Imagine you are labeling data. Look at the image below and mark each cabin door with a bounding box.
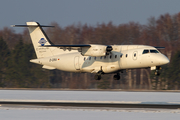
[74,56,80,70]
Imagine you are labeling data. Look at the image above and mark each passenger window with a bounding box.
[104,56,106,59]
[150,50,159,53]
[126,54,128,57]
[115,55,117,58]
[100,56,102,59]
[142,50,149,54]
[134,53,136,57]
[120,55,122,58]
[89,57,91,60]
[94,57,96,60]
[110,55,112,59]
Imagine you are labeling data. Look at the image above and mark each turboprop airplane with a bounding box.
[12,22,170,80]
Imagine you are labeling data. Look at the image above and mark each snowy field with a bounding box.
[0,107,180,120]
[0,90,180,120]
[1,90,180,102]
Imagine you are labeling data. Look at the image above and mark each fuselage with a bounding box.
[31,45,169,74]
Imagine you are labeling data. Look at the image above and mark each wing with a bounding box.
[43,44,91,50]
[43,44,113,57]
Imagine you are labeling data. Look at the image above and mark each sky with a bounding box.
[0,0,180,33]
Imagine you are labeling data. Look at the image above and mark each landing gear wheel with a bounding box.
[94,74,101,80]
[155,70,160,76]
[113,74,120,80]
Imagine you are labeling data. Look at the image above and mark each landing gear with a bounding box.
[94,66,121,80]
[155,66,161,76]
[94,67,103,80]
[113,73,120,80]
[94,74,101,80]
[155,70,160,76]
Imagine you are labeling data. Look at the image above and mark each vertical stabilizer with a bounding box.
[26,22,54,58]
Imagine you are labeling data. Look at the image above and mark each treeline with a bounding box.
[1,13,180,89]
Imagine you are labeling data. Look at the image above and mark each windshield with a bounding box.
[142,49,159,54]
[142,50,149,54]
[150,50,159,53]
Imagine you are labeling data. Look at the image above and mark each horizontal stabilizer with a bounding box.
[11,25,54,27]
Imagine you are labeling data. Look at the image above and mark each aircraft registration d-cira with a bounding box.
[12,22,170,80]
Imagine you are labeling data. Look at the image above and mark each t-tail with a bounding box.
[12,22,54,58]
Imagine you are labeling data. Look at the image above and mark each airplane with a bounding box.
[12,22,170,80]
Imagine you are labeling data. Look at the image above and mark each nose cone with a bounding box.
[161,55,170,65]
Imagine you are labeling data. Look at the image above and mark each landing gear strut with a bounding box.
[94,66,103,80]
[113,73,120,80]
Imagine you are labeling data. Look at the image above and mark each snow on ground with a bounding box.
[0,90,180,120]
[0,106,180,120]
[0,90,180,103]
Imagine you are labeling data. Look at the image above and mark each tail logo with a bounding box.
[38,38,47,46]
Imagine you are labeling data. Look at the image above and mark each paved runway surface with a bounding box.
[1,90,180,102]
[0,90,180,120]
[0,99,180,109]
[0,90,180,109]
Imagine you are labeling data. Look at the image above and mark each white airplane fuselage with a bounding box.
[30,45,169,74]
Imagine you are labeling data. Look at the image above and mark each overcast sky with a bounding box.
[1,0,180,33]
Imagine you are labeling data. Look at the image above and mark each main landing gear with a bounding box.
[113,73,120,80]
[94,67,103,80]
[94,71,102,80]
[94,72,121,80]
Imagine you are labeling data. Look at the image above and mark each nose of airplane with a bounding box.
[160,55,170,65]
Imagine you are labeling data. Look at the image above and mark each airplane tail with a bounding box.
[12,22,55,58]
[26,22,54,58]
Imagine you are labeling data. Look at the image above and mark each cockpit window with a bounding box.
[150,50,159,53]
[142,50,149,54]
[143,49,159,54]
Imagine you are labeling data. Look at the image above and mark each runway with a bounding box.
[1,90,180,120]
[0,90,180,109]
[0,100,180,109]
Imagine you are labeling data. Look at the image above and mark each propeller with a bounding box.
[106,45,113,55]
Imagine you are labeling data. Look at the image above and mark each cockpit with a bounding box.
[142,49,159,54]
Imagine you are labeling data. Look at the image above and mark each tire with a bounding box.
[94,74,101,80]
[113,75,120,80]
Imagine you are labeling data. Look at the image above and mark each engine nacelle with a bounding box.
[81,45,113,56]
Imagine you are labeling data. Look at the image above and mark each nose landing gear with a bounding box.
[155,70,160,76]
[155,66,161,76]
